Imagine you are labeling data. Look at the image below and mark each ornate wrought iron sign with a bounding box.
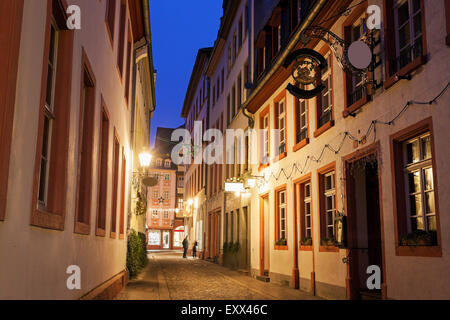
[284,26,379,100]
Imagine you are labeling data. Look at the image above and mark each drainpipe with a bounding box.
[242,0,328,118]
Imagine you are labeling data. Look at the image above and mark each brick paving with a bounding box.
[115,251,321,300]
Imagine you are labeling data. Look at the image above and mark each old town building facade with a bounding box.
[182,0,450,299]
[0,0,155,299]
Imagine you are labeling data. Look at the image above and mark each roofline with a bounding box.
[180,47,213,118]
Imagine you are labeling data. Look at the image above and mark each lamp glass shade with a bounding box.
[139,152,152,167]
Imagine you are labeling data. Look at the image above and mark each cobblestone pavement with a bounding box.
[116,251,321,300]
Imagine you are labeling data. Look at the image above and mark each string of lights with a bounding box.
[257,80,450,185]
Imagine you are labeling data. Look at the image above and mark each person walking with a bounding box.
[182,236,189,258]
[192,240,198,258]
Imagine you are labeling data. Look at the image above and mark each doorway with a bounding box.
[345,150,383,300]
[259,195,270,276]
[162,231,170,249]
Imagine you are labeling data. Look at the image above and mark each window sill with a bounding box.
[313,120,335,138]
[274,245,288,251]
[110,231,116,239]
[384,55,428,90]
[273,152,287,162]
[299,245,313,251]
[319,245,339,253]
[74,221,90,235]
[293,138,309,152]
[343,95,372,118]
[395,245,442,257]
[30,208,65,231]
[96,228,106,237]
[119,234,125,240]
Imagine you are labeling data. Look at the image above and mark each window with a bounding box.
[75,54,96,235]
[403,133,436,233]
[38,20,58,207]
[152,210,158,218]
[221,68,225,93]
[163,210,169,219]
[164,174,170,181]
[178,198,184,209]
[30,2,74,229]
[275,188,287,245]
[119,151,126,237]
[164,160,171,168]
[384,0,427,86]
[314,52,334,137]
[317,53,333,129]
[233,32,237,61]
[295,95,308,145]
[319,167,336,241]
[227,44,231,73]
[105,0,116,45]
[96,107,110,236]
[111,133,120,237]
[153,190,159,199]
[124,27,132,105]
[117,1,126,78]
[238,17,243,49]
[232,84,236,118]
[237,74,242,111]
[178,176,184,188]
[245,2,249,35]
[275,97,286,155]
[393,0,423,72]
[163,191,169,200]
[260,109,270,165]
[243,61,249,101]
[298,180,313,243]
[391,119,441,256]
[227,94,231,125]
[345,14,368,106]
[157,159,162,166]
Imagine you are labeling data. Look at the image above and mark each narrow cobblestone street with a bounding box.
[116,251,321,300]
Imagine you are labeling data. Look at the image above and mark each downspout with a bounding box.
[242,0,328,119]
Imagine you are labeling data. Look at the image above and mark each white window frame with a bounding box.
[278,190,287,240]
[403,133,435,232]
[278,100,286,153]
[320,53,333,120]
[324,171,336,238]
[38,19,59,207]
[262,114,269,163]
[393,0,423,69]
[304,183,312,239]
[152,210,158,218]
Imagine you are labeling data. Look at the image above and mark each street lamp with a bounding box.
[138,152,152,167]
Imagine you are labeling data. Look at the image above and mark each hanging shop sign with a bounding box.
[224,182,245,193]
[283,48,328,99]
[284,26,379,100]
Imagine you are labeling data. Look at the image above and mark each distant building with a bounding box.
[146,127,185,250]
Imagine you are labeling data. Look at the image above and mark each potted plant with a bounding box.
[275,238,287,246]
[320,236,337,246]
[300,237,312,246]
[399,230,437,246]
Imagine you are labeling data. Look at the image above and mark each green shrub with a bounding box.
[126,230,148,279]
[399,230,437,246]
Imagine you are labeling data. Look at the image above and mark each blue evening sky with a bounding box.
[149,1,223,146]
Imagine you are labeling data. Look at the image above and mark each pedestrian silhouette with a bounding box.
[192,240,198,258]
[182,236,189,258]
